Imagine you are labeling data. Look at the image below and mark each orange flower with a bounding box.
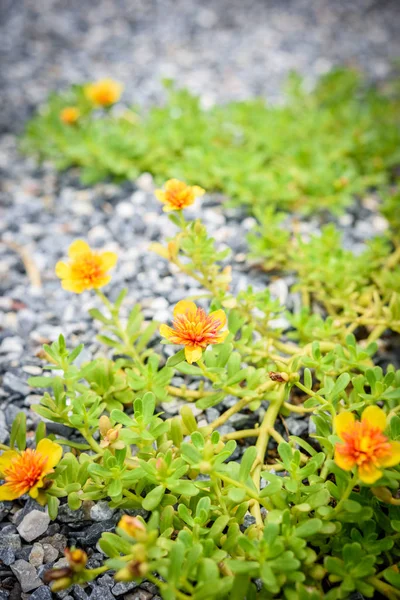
[160,300,228,363]
[155,179,205,212]
[334,406,400,484]
[55,240,117,294]
[60,107,80,125]
[0,438,62,502]
[85,79,123,107]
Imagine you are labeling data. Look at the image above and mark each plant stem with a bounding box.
[333,474,358,514]
[250,387,286,527]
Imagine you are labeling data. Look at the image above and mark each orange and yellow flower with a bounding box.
[84,79,123,107]
[334,406,400,484]
[0,438,62,502]
[155,179,205,212]
[55,240,117,294]
[60,107,80,125]
[160,300,228,363]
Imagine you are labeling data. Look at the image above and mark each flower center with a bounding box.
[4,449,48,494]
[340,421,391,467]
[173,309,221,346]
[73,254,103,283]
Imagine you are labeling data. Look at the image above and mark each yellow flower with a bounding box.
[155,179,205,212]
[85,79,123,107]
[334,406,400,484]
[0,438,62,501]
[160,300,228,363]
[55,240,117,294]
[60,107,80,125]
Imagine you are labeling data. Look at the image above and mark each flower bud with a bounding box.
[118,515,147,541]
[371,486,394,503]
[65,548,88,572]
[99,415,112,436]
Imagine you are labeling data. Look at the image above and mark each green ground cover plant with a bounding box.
[22,69,400,216]
[2,70,400,598]
[1,198,400,599]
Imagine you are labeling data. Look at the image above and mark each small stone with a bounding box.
[89,587,116,600]
[0,533,21,551]
[11,560,42,592]
[29,587,53,600]
[0,547,15,565]
[285,416,309,437]
[139,582,160,595]
[2,372,31,396]
[75,520,116,545]
[0,590,9,599]
[42,543,59,563]
[57,504,86,523]
[71,585,89,600]
[111,581,139,596]
[125,591,153,600]
[17,509,50,542]
[40,533,67,554]
[29,543,44,567]
[90,502,115,522]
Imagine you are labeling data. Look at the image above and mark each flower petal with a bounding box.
[379,441,400,468]
[36,438,63,469]
[0,450,18,475]
[100,252,118,271]
[55,261,71,279]
[358,464,383,484]
[173,300,197,317]
[361,405,387,432]
[68,240,91,258]
[209,309,227,330]
[61,279,87,293]
[334,448,356,471]
[184,345,203,364]
[159,324,176,340]
[92,276,111,289]
[215,330,229,344]
[334,412,355,440]
[155,190,166,203]
[192,186,205,197]
[0,483,26,501]
[165,179,182,191]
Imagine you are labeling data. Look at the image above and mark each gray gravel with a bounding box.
[1,0,400,133]
[1,1,400,598]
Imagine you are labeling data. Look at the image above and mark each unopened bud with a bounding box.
[118,515,147,541]
[99,415,112,436]
[269,371,289,383]
[65,548,87,572]
[371,486,393,503]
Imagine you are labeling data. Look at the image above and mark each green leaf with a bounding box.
[142,485,165,510]
[10,412,26,451]
[294,518,323,538]
[239,446,257,482]
[166,349,186,367]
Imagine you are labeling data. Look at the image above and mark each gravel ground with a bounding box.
[1,0,400,132]
[1,1,400,598]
